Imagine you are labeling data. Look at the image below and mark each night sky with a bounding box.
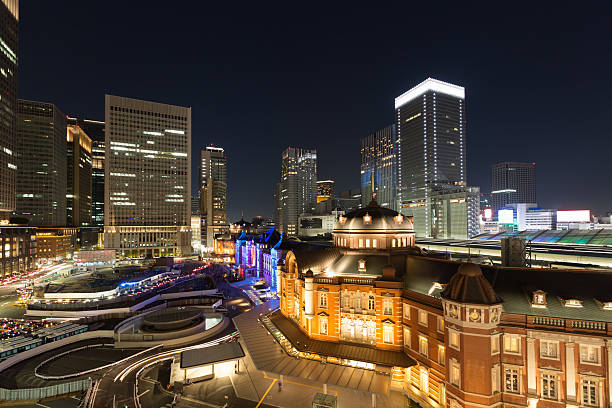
[19,3,612,221]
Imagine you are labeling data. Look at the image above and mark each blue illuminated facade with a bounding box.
[235,227,286,292]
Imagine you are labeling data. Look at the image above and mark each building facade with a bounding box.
[66,125,93,227]
[235,227,288,293]
[395,79,466,237]
[0,226,36,278]
[273,182,282,229]
[213,232,235,263]
[67,118,105,228]
[316,180,335,204]
[491,162,536,213]
[278,147,317,236]
[269,200,612,408]
[198,146,228,249]
[36,228,75,262]
[0,0,18,221]
[91,138,105,228]
[430,186,480,239]
[103,95,191,257]
[16,100,67,226]
[361,124,397,209]
[298,211,343,238]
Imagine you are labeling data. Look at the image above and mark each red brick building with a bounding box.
[274,200,612,408]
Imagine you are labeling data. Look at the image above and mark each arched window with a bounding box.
[368,295,375,310]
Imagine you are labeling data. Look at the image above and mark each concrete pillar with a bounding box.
[323,383,327,394]
[527,336,536,395]
[371,393,376,407]
[276,263,283,297]
[566,342,576,401]
[304,275,314,316]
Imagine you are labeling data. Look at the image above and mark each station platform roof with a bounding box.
[181,342,244,369]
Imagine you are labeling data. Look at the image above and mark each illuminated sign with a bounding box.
[498,209,514,224]
[483,208,493,219]
[557,210,590,223]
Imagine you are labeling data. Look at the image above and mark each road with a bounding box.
[90,270,254,408]
[0,293,24,319]
[0,262,75,320]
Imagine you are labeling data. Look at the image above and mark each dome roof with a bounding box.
[333,199,413,232]
[233,218,251,227]
[441,263,502,305]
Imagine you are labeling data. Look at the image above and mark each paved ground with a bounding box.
[90,274,250,408]
[2,395,81,408]
[0,293,26,319]
[37,346,143,377]
[0,338,114,388]
[180,278,409,408]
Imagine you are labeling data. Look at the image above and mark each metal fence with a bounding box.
[0,378,91,401]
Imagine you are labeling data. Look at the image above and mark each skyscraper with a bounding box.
[0,0,18,221]
[198,146,228,248]
[66,125,92,226]
[278,147,317,236]
[16,100,67,226]
[360,124,397,209]
[395,78,466,237]
[104,95,191,257]
[67,118,105,227]
[273,182,282,229]
[491,162,536,213]
[316,180,334,203]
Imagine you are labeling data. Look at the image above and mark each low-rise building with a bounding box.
[213,232,235,263]
[0,227,37,277]
[36,228,75,262]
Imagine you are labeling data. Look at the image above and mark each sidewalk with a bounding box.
[233,339,406,408]
[177,341,407,408]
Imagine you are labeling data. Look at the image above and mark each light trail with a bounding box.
[114,332,238,382]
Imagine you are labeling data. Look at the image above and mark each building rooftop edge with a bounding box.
[394,78,465,109]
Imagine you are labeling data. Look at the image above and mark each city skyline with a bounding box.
[16,3,612,221]
[3,2,612,408]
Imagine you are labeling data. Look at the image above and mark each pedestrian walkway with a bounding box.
[226,300,407,408]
